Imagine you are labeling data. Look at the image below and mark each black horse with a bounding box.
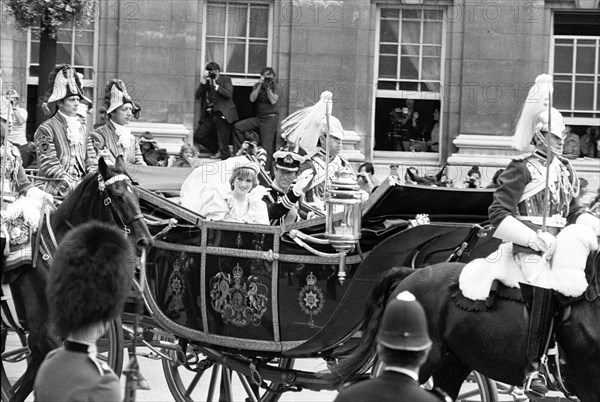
[3,156,153,402]
[330,253,600,402]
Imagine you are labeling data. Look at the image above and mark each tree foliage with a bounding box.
[5,0,96,37]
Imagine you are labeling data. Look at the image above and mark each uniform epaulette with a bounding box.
[512,151,534,161]
[428,386,453,402]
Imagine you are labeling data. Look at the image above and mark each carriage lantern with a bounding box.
[325,166,362,284]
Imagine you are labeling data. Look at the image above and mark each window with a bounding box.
[552,12,600,159]
[27,25,97,83]
[375,6,445,153]
[26,22,98,136]
[202,2,272,80]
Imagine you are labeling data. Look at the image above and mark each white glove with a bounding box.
[292,170,314,197]
[26,186,54,206]
[526,231,556,253]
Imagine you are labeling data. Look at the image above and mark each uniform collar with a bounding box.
[64,340,97,356]
[382,366,419,381]
[271,181,288,194]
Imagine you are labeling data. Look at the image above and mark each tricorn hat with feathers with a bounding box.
[47,222,135,338]
[105,79,140,117]
[40,64,92,115]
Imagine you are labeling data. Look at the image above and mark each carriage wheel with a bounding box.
[0,318,123,402]
[1,328,29,402]
[455,371,499,402]
[161,339,294,402]
[97,317,125,376]
[423,371,499,402]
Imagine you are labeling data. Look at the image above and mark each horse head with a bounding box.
[97,155,153,255]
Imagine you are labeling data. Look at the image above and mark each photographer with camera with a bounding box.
[4,89,35,167]
[463,165,482,189]
[233,67,280,170]
[235,130,267,170]
[194,62,238,160]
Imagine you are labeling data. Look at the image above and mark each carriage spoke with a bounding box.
[220,366,234,402]
[206,364,220,402]
[237,371,259,402]
[184,370,203,397]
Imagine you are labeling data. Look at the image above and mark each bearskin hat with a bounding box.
[40,64,92,115]
[104,79,140,117]
[47,221,135,338]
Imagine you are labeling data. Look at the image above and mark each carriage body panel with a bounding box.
[134,169,497,357]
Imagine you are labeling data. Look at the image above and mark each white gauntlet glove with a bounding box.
[526,231,556,253]
[26,187,54,205]
[292,170,314,197]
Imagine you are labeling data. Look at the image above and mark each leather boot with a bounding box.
[520,283,556,397]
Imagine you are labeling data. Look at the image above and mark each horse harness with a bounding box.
[97,174,144,236]
[34,173,143,266]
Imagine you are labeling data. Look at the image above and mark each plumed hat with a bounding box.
[47,222,134,337]
[319,115,344,140]
[41,64,92,115]
[512,74,565,152]
[281,91,334,153]
[377,291,432,351]
[105,79,140,115]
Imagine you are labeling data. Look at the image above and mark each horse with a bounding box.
[329,252,600,402]
[3,156,153,402]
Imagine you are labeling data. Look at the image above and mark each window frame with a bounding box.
[200,0,273,87]
[372,5,446,157]
[26,21,99,131]
[550,34,600,127]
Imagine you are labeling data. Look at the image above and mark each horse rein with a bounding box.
[98,174,144,236]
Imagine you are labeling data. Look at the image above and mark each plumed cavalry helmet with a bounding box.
[512,74,566,152]
[40,64,92,115]
[319,115,344,140]
[47,222,135,338]
[105,79,140,116]
[377,291,432,351]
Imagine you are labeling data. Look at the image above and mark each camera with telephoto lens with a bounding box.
[205,100,215,117]
[208,70,217,79]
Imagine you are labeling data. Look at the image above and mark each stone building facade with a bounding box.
[1,0,598,188]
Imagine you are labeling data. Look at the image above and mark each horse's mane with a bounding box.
[51,162,130,231]
[51,172,100,225]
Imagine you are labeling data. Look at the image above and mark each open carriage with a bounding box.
[130,167,505,401]
[2,166,509,402]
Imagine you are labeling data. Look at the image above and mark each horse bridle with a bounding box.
[98,174,144,236]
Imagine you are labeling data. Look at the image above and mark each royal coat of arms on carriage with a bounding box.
[210,264,269,327]
[298,272,324,327]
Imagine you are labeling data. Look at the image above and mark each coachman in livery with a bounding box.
[34,64,97,196]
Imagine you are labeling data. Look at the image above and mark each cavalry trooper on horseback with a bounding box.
[489,74,600,397]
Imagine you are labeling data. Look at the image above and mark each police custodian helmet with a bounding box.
[47,221,135,338]
[377,291,432,351]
